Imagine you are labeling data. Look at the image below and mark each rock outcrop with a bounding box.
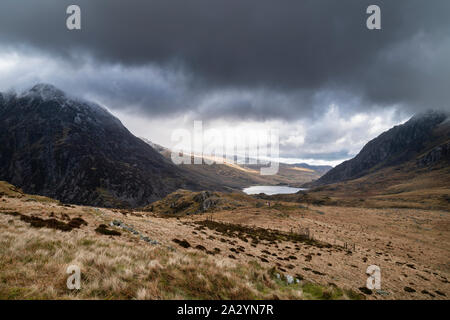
[417,141,450,167]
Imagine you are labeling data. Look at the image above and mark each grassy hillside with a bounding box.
[0,181,359,300]
[300,161,450,210]
[1,180,449,300]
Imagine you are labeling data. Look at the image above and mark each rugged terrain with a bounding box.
[0,84,329,208]
[0,181,448,300]
[292,111,450,210]
[0,86,448,300]
[140,138,331,189]
[313,110,450,186]
[0,84,210,208]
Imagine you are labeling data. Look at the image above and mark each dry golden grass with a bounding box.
[1,180,448,300]
[290,167,315,173]
[183,202,450,300]
[0,190,353,300]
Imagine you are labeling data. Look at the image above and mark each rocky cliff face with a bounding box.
[417,141,450,167]
[0,84,202,207]
[313,110,450,186]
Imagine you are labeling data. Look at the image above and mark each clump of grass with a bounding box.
[79,239,96,246]
[0,211,87,232]
[172,239,191,248]
[301,282,344,300]
[343,288,366,300]
[95,224,121,236]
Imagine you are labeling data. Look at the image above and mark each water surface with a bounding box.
[242,185,306,195]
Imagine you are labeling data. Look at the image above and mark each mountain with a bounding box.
[0,84,204,208]
[291,163,332,175]
[292,110,450,210]
[313,110,450,186]
[140,138,328,188]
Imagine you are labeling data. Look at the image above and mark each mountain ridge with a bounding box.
[311,110,450,187]
[0,84,206,207]
[139,137,330,188]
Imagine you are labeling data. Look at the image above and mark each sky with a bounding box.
[0,0,449,166]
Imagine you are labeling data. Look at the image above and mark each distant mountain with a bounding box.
[312,110,450,186]
[291,163,332,175]
[0,84,204,207]
[140,138,328,188]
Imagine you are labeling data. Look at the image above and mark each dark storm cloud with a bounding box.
[0,0,449,120]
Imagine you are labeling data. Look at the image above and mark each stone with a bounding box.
[201,198,218,212]
[194,191,211,202]
[286,275,294,284]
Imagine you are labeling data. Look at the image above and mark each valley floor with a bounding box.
[0,184,449,300]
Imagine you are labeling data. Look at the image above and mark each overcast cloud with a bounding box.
[0,0,449,165]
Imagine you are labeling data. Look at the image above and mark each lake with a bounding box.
[242,185,306,195]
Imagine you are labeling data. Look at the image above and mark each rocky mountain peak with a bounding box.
[25,83,66,100]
